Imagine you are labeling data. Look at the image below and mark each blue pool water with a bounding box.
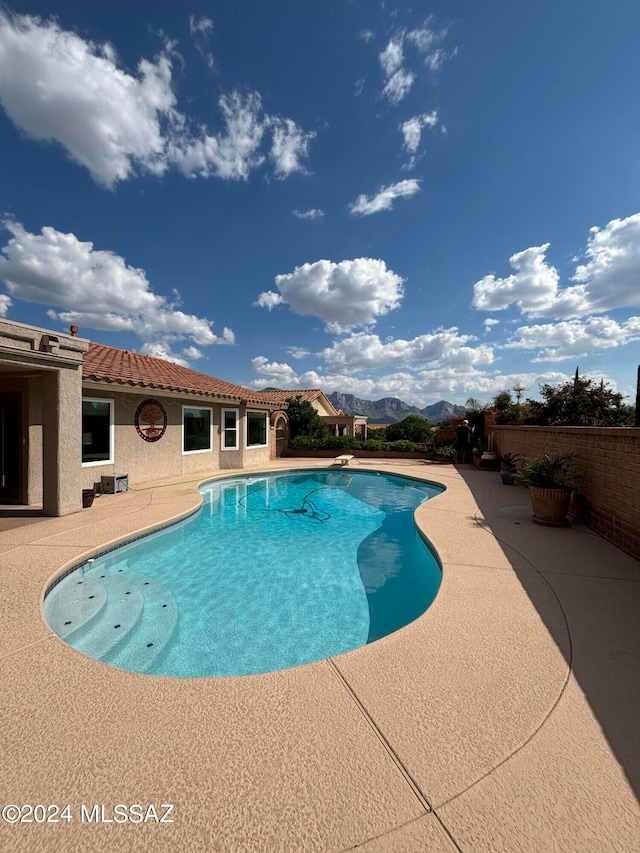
[44,470,443,677]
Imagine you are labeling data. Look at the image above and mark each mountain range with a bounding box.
[326,393,466,424]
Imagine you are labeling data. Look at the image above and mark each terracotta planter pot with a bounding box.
[528,486,571,527]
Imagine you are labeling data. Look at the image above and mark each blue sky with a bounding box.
[1,1,640,406]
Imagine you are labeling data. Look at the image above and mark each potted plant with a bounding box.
[515,454,579,526]
[499,452,521,485]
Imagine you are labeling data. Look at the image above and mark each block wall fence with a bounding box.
[493,426,640,560]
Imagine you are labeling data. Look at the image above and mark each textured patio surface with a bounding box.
[0,460,638,852]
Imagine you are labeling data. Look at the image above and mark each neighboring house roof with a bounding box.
[258,389,327,405]
[259,388,340,415]
[82,343,278,406]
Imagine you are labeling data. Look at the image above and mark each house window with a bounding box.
[82,398,114,466]
[182,407,213,454]
[246,411,268,448]
[222,408,238,450]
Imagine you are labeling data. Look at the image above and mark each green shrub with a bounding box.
[323,435,356,451]
[383,439,418,452]
[435,444,456,460]
[361,439,384,451]
[289,435,321,450]
[385,415,433,443]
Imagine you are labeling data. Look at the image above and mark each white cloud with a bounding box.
[0,13,313,187]
[188,14,215,70]
[256,258,404,332]
[0,11,179,188]
[473,213,640,320]
[182,345,204,360]
[382,68,415,105]
[400,111,439,168]
[189,15,214,37]
[406,21,453,72]
[0,293,11,316]
[169,90,261,180]
[293,208,324,220]
[286,346,311,359]
[378,37,415,104]
[320,329,490,371]
[484,318,500,333]
[250,354,574,408]
[376,21,453,106]
[171,91,314,181]
[255,291,283,310]
[0,221,234,352]
[472,244,588,318]
[141,342,190,366]
[359,29,375,44]
[572,213,640,312]
[349,179,421,216]
[504,316,640,361]
[270,118,315,178]
[379,38,404,78]
[251,356,304,388]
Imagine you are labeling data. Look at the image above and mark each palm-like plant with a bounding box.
[515,454,578,489]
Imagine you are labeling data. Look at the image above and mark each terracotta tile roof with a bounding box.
[82,343,278,406]
[258,389,326,405]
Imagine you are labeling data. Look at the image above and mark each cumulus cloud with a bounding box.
[0,221,234,357]
[250,354,572,408]
[286,346,311,359]
[472,244,588,318]
[182,345,204,360]
[320,329,491,371]
[0,12,313,187]
[572,213,640,312]
[349,179,421,216]
[0,293,11,316]
[473,213,640,320]
[256,258,404,332]
[293,208,324,220]
[504,316,640,361]
[484,318,500,334]
[0,10,177,188]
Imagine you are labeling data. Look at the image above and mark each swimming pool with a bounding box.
[44,469,443,677]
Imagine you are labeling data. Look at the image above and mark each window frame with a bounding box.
[245,409,269,449]
[81,397,115,467]
[221,407,239,451]
[181,405,214,455]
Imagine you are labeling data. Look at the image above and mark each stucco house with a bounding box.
[0,319,287,516]
[260,389,368,439]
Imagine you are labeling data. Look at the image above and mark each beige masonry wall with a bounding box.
[494,425,640,560]
[81,389,272,489]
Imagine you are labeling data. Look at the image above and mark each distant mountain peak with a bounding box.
[327,392,465,423]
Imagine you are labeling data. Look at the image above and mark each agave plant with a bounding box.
[515,454,579,489]
[499,452,521,473]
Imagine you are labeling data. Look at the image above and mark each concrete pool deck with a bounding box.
[0,459,638,851]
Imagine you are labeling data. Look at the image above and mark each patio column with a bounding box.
[41,365,83,516]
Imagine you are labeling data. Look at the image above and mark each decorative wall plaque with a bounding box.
[134,399,167,442]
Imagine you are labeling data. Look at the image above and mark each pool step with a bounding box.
[69,569,145,661]
[104,571,178,674]
[44,573,108,639]
[46,559,179,674]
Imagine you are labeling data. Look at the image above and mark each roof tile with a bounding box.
[82,343,277,405]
